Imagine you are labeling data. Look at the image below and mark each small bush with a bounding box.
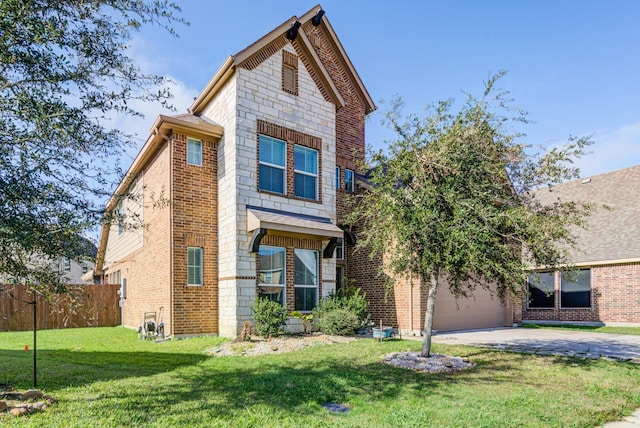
[317,309,361,335]
[313,286,370,331]
[250,297,288,337]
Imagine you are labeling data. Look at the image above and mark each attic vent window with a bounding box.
[282,51,298,96]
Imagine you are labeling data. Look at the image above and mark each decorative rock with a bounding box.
[383,352,475,373]
[23,389,44,399]
[10,407,29,417]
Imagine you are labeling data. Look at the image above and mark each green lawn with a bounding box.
[1,327,640,427]
[522,323,640,336]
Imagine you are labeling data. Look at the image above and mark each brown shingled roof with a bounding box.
[534,164,640,264]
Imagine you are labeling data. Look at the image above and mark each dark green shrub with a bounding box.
[250,297,288,337]
[317,308,361,335]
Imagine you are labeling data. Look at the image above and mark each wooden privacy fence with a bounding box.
[0,284,121,332]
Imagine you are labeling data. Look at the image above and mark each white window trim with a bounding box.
[294,249,319,312]
[344,169,354,192]
[258,245,286,306]
[294,145,318,200]
[187,137,203,166]
[258,135,287,195]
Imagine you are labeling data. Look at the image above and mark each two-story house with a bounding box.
[95,5,377,337]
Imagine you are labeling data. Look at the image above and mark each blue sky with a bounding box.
[118,0,640,179]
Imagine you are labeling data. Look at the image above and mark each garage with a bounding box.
[432,285,512,332]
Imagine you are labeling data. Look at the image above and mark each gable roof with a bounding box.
[189,4,375,115]
[534,164,640,265]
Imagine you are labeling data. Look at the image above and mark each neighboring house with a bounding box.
[519,164,640,326]
[95,5,378,337]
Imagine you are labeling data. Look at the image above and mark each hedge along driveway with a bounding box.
[1,327,640,427]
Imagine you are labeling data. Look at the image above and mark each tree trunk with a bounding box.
[421,267,439,357]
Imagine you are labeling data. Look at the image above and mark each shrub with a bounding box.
[313,286,370,330]
[250,297,288,338]
[317,309,361,335]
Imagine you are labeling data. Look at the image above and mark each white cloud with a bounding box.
[572,122,640,178]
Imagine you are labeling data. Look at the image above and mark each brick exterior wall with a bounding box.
[298,22,393,328]
[106,140,172,333]
[522,263,640,324]
[171,133,219,335]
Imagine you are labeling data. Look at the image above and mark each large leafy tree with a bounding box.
[0,1,185,295]
[349,73,594,357]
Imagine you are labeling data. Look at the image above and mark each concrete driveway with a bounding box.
[431,327,640,361]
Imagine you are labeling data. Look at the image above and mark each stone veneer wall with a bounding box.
[202,42,337,337]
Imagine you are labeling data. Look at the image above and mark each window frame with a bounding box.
[187,247,204,286]
[335,237,344,260]
[258,134,287,195]
[560,269,591,309]
[257,246,286,306]
[527,271,555,309]
[294,249,319,312]
[344,169,354,192]
[187,137,203,166]
[293,144,318,200]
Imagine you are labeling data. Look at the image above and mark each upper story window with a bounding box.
[282,50,298,95]
[81,261,88,274]
[258,135,286,194]
[187,138,202,166]
[344,169,354,192]
[335,167,340,189]
[294,145,318,200]
[187,247,203,286]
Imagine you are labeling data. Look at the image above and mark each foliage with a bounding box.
[289,311,314,334]
[348,72,594,356]
[1,327,640,427]
[313,285,370,329]
[250,297,289,338]
[0,0,185,297]
[316,308,361,335]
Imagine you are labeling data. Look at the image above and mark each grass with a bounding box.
[0,327,639,427]
[522,323,640,336]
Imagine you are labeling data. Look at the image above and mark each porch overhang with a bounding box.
[247,206,343,253]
